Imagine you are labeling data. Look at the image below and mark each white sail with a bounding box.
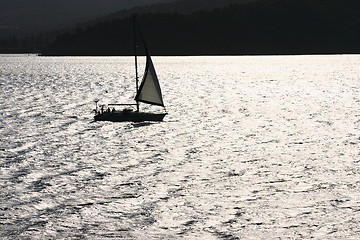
[135,54,164,107]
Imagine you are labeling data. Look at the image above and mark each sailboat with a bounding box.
[94,18,167,122]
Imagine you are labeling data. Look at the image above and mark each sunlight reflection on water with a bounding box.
[0,54,359,239]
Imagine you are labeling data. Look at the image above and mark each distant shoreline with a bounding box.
[2,52,360,57]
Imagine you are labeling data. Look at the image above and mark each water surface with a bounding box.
[0,54,359,239]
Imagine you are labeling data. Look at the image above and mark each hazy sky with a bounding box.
[0,0,175,33]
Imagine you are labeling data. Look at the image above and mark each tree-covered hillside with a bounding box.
[42,0,360,56]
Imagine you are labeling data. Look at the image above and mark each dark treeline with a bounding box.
[0,32,50,53]
[42,0,360,56]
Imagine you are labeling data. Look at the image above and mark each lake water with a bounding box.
[0,54,359,239]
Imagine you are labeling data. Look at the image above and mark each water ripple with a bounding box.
[0,55,359,239]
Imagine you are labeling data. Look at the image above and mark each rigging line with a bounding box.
[133,15,140,112]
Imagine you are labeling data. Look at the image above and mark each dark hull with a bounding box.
[94,111,167,122]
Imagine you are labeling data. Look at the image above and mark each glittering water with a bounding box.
[0,54,359,239]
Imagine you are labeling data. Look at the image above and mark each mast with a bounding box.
[133,16,165,109]
[133,16,140,112]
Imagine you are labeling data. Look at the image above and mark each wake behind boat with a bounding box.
[94,17,167,122]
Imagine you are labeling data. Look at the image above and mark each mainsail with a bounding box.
[135,53,164,107]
